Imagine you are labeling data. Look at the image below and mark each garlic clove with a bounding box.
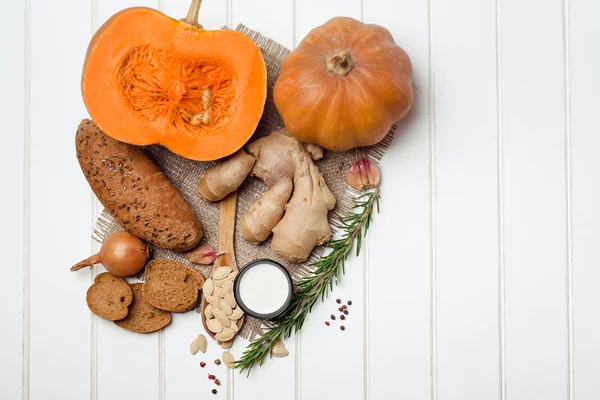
[187,245,226,265]
[347,156,381,191]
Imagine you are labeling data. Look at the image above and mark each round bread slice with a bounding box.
[86,272,132,321]
[115,283,171,333]
[143,259,205,312]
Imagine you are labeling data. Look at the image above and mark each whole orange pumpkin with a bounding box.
[274,17,413,152]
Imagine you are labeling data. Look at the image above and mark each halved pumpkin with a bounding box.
[82,0,267,161]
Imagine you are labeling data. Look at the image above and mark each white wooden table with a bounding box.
[2,0,599,399]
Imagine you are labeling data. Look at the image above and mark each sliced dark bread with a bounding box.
[143,259,205,312]
[86,272,132,320]
[115,283,171,333]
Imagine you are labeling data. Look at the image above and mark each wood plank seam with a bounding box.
[495,1,507,399]
[562,0,574,398]
[427,0,438,398]
[22,0,31,398]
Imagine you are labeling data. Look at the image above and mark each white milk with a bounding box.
[238,263,290,315]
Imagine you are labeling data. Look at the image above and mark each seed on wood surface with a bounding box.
[190,339,200,355]
[222,351,236,368]
[216,328,235,342]
[212,298,222,311]
[224,293,236,309]
[206,295,216,305]
[213,309,231,327]
[197,334,207,353]
[212,286,223,299]
[214,359,221,365]
[229,307,244,321]
[220,339,234,349]
[221,282,233,296]
[220,298,233,315]
[202,279,214,297]
[204,304,214,319]
[213,267,232,280]
[336,298,341,304]
[207,319,223,334]
[229,321,239,333]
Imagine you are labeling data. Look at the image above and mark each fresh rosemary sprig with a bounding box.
[235,188,381,374]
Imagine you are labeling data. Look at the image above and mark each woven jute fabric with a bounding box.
[94,24,393,340]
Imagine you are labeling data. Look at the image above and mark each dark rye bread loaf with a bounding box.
[75,119,203,251]
[86,273,132,321]
[115,283,171,333]
[143,260,205,312]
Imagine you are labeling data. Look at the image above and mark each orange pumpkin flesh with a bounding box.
[274,17,413,152]
[82,1,266,161]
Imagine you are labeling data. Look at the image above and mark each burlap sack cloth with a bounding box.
[94,25,394,340]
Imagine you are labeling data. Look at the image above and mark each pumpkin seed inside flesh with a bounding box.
[206,319,223,334]
[212,309,231,327]
[213,267,232,280]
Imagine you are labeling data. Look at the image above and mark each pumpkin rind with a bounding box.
[274,17,413,152]
[82,7,266,161]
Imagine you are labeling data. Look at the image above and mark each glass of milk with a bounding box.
[234,259,294,320]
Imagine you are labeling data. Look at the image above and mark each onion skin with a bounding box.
[71,232,149,277]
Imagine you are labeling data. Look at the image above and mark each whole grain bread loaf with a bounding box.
[143,259,205,312]
[86,272,132,320]
[75,119,203,251]
[115,283,171,333]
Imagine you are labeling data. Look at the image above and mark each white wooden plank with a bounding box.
[29,0,93,399]
[91,2,161,400]
[0,0,26,398]
[501,0,568,399]
[364,1,432,399]
[430,0,501,398]
[230,2,297,399]
[569,0,600,398]
[294,3,365,400]
[160,2,229,399]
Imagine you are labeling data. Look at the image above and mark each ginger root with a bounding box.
[197,129,336,262]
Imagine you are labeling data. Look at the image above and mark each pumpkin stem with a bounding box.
[183,0,204,29]
[325,50,356,77]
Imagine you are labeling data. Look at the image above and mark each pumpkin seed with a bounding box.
[229,321,239,333]
[207,319,222,334]
[190,339,199,355]
[222,351,236,368]
[220,339,234,349]
[190,113,203,126]
[204,304,214,319]
[211,299,221,311]
[212,286,222,299]
[197,334,207,353]
[228,307,244,321]
[213,309,231,327]
[221,282,233,296]
[206,295,216,305]
[220,299,233,315]
[213,267,232,280]
[216,329,235,342]
[272,345,289,358]
[224,293,236,308]
[202,279,214,297]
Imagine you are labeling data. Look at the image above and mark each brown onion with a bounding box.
[71,231,149,277]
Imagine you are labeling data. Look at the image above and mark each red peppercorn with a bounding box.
[336,299,341,304]
[330,314,336,320]
[212,389,218,394]
[340,326,346,331]
[325,321,330,326]
[340,315,346,320]
[342,305,348,310]
[347,300,352,305]
[215,379,221,386]
[208,374,216,380]
[343,310,349,315]
[200,362,206,368]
